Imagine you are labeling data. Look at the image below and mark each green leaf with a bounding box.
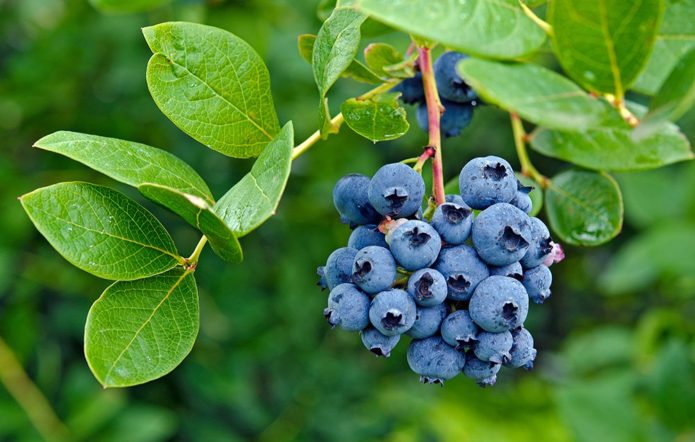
[19,182,181,280]
[341,93,409,142]
[634,48,695,139]
[516,173,543,217]
[313,9,367,136]
[298,34,380,84]
[89,0,170,13]
[144,22,280,159]
[138,184,242,263]
[84,268,198,388]
[352,0,546,59]
[457,59,609,130]
[548,0,664,95]
[530,114,693,171]
[632,0,695,95]
[545,170,623,246]
[214,122,293,237]
[364,43,407,78]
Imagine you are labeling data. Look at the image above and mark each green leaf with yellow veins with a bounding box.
[298,33,380,84]
[341,93,409,142]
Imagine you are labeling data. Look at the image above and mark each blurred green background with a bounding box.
[1,0,694,441]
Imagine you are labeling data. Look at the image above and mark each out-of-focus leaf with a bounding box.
[89,0,170,14]
[562,327,634,375]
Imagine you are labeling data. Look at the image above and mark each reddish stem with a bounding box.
[418,47,445,206]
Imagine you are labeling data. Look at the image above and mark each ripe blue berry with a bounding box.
[407,336,466,384]
[416,99,474,138]
[348,224,388,250]
[463,354,500,387]
[361,327,401,357]
[510,179,534,214]
[431,202,473,245]
[522,265,552,304]
[445,194,466,206]
[488,262,523,281]
[368,163,425,218]
[316,266,328,290]
[407,268,448,307]
[433,51,478,103]
[325,247,359,290]
[434,245,489,301]
[352,246,397,294]
[459,156,517,209]
[520,217,553,269]
[440,310,479,351]
[472,203,533,266]
[389,220,442,271]
[324,283,370,331]
[505,327,537,369]
[407,303,448,339]
[391,72,425,104]
[469,276,529,332]
[369,289,417,336]
[333,174,381,226]
[474,331,513,364]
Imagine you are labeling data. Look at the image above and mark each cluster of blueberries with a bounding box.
[318,156,561,386]
[392,51,479,138]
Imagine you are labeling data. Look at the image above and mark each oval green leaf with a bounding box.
[144,22,280,158]
[298,33,381,84]
[548,0,664,95]
[19,182,182,280]
[364,43,406,78]
[545,170,623,246]
[352,0,546,60]
[214,122,293,237]
[341,93,409,142]
[85,267,198,388]
[457,59,609,130]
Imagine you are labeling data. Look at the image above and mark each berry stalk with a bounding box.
[510,113,548,188]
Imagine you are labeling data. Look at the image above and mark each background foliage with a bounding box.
[1,0,694,440]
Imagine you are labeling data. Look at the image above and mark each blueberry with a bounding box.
[431,202,473,245]
[510,179,534,214]
[407,303,448,339]
[416,99,474,138]
[471,203,533,266]
[333,174,381,226]
[369,289,417,336]
[316,266,328,290]
[505,327,537,369]
[391,72,425,104]
[407,268,448,307]
[488,262,523,281]
[469,276,529,332]
[440,310,479,351]
[445,194,466,206]
[459,156,517,209]
[324,283,371,331]
[360,327,401,357]
[434,245,489,301]
[368,163,425,218]
[324,247,359,290]
[433,51,478,103]
[463,354,500,387]
[522,265,552,304]
[388,220,442,271]
[348,224,388,250]
[520,217,553,269]
[407,336,466,384]
[352,246,397,294]
[474,331,513,364]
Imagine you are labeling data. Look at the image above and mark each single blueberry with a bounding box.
[505,327,537,369]
[440,310,479,351]
[445,194,466,206]
[407,303,448,339]
[510,179,534,214]
[324,247,359,290]
[416,99,474,138]
[348,224,388,250]
[368,163,425,218]
[352,246,397,294]
[333,174,381,226]
[520,217,553,269]
[391,72,425,104]
[522,265,552,304]
[469,276,529,332]
[323,283,371,331]
[360,327,401,357]
[406,268,448,307]
[474,330,513,364]
[434,51,478,103]
[488,262,523,281]
[459,156,517,209]
[472,203,533,266]
[389,220,442,271]
[463,353,500,387]
[369,289,417,336]
[407,336,466,384]
[431,202,473,245]
[434,244,489,301]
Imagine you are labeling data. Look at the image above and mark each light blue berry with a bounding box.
[522,265,552,304]
[434,245,489,301]
[505,327,537,369]
[324,247,358,290]
[459,156,517,209]
[474,331,513,364]
[360,327,401,357]
[333,174,381,225]
[472,203,533,266]
[369,289,417,336]
[407,268,448,307]
[368,163,425,218]
[431,202,473,245]
[407,303,448,339]
[434,51,478,103]
[469,276,529,332]
[389,220,442,271]
[324,283,370,331]
[488,262,523,281]
[510,179,534,214]
[520,217,553,269]
[463,354,500,387]
[440,310,479,351]
[352,246,396,294]
[407,336,466,384]
[348,224,388,250]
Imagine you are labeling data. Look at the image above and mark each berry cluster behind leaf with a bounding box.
[319,156,564,386]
